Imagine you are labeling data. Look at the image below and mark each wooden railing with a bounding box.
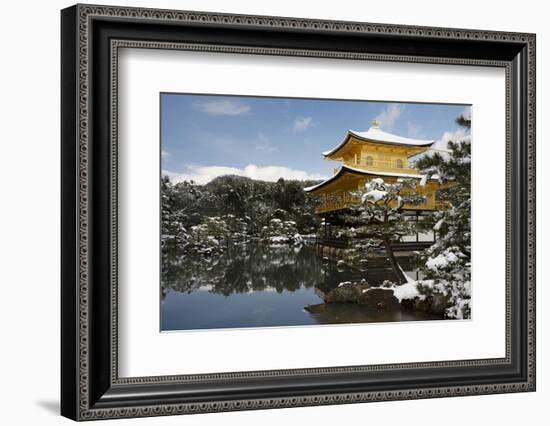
[315,191,440,214]
[316,193,361,214]
[340,159,420,175]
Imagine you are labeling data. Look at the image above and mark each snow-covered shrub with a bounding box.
[188,216,230,255]
[261,218,303,245]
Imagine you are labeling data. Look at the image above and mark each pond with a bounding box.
[161,242,441,331]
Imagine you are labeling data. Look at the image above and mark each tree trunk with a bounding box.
[383,236,407,284]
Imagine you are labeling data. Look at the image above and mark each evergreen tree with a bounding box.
[342,177,425,284]
[415,112,472,319]
[160,175,322,249]
[161,176,189,248]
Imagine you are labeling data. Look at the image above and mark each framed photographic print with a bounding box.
[61,4,536,421]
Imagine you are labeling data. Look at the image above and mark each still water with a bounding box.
[161,242,440,331]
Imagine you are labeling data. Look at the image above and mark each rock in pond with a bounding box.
[357,288,401,310]
[318,283,400,310]
[321,282,368,303]
[405,293,452,316]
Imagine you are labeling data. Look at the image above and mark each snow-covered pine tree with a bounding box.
[342,177,425,284]
[161,175,188,248]
[415,111,472,319]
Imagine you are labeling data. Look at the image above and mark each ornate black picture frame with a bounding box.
[61,4,536,421]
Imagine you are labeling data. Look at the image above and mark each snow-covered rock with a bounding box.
[357,288,401,310]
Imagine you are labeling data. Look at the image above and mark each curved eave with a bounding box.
[322,130,434,159]
[303,165,438,194]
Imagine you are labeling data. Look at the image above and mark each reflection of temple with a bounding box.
[305,119,446,251]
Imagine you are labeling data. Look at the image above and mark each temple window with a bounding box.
[365,156,373,166]
[395,159,404,168]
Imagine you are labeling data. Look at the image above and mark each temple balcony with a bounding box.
[334,159,420,175]
[315,191,437,214]
[315,193,361,214]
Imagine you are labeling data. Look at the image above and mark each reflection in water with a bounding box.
[304,303,440,324]
[162,243,324,297]
[161,242,440,331]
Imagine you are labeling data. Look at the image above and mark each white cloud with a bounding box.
[374,104,403,131]
[460,105,472,121]
[292,116,316,132]
[406,122,425,139]
[410,127,471,162]
[255,132,277,153]
[192,100,251,116]
[163,164,325,185]
[161,149,170,158]
[432,127,471,150]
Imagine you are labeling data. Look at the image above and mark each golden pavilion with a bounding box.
[305,119,446,249]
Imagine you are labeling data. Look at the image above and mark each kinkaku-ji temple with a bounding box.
[305,119,447,253]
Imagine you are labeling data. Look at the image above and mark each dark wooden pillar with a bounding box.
[416,211,420,243]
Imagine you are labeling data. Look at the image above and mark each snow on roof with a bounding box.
[322,123,434,157]
[349,128,434,146]
[303,165,438,193]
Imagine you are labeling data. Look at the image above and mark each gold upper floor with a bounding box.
[332,140,428,175]
[334,156,420,175]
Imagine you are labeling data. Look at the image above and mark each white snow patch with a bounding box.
[362,189,387,203]
[370,177,385,186]
[426,251,459,270]
[269,236,288,243]
[391,281,421,302]
[433,219,444,231]
[365,267,423,302]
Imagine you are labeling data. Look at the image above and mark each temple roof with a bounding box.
[322,122,434,158]
[303,165,438,194]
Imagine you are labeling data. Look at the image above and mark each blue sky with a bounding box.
[161,93,469,184]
